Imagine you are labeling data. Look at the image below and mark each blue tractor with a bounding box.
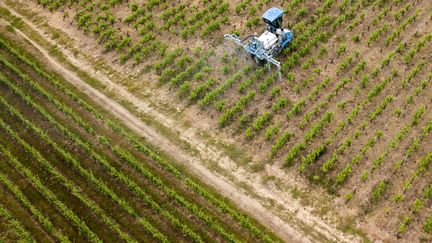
[224,7,293,79]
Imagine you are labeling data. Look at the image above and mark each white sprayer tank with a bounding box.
[257,30,278,50]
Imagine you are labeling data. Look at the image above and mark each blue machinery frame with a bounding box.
[224,7,293,80]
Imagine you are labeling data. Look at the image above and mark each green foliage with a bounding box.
[265,123,280,141]
[385,10,421,46]
[299,145,325,172]
[351,35,360,43]
[237,78,253,93]
[296,7,308,17]
[412,198,423,214]
[199,70,243,106]
[360,171,368,182]
[394,108,402,117]
[336,43,346,56]
[367,24,388,46]
[336,164,351,184]
[284,143,306,166]
[345,192,353,201]
[398,216,411,234]
[0,205,35,242]
[270,86,281,98]
[189,78,215,101]
[215,100,225,112]
[272,98,289,112]
[238,114,249,125]
[424,216,432,233]
[252,112,271,131]
[219,91,255,127]
[423,185,432,199]
[393,193,403,203]
[352,60,366,76]
[245,127,254,139]
[245,17,260,29]
[258,74,276,93]
[304,112,333,143]
[371,180,386,201]
[286,99,305,119]
[287,72,295,83]
[178,81,190,97]
[369,96,393,121]
[319,47,327,57]
[270,131,292,157]
[321,154,337,174]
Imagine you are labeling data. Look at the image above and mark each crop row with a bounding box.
[0,203,34,243]
[0,57,232,242]
[0,149,70,243]
[0,36,276,242]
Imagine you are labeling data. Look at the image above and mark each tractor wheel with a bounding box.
[251,55,265,66]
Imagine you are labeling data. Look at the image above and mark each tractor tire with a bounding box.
[251,54,265,66]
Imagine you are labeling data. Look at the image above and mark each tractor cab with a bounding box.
[262,7,284,33]
[261,7,292,49]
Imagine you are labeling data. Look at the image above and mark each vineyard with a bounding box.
[1,0,432,242]
[0,31,280,241]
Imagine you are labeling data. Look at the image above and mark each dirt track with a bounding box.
[0,3,361,242]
